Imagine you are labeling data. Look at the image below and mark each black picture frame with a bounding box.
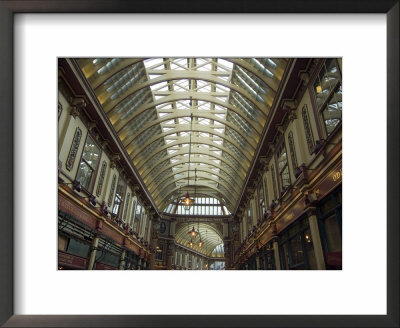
[0,1,398,327]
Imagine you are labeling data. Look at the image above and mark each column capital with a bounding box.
[304,205,317,217]
[110,154,120,169]
[281,98,297,110]
[69,97,86,118]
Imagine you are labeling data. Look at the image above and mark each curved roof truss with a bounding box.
[78,58,287,212]
[175,222,224,256]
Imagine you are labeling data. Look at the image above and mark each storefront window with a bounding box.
[279,216,317,269]
[317,188,342,269]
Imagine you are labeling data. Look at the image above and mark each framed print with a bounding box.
[1,1,399,327]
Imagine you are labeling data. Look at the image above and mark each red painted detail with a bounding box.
[326,251,342,267]
[58,250,88,269]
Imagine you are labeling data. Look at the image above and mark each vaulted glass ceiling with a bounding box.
[175,222,224,257]
[78,58,287,214]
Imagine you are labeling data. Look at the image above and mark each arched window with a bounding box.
[313,59,342,136]
[134,201,142,233]
[75,134,101,191]
[129,197,137,226]
[277,141,290,191]
[123,192,130,221]
[112,177,127,217]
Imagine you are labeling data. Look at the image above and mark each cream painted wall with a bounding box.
[58,106,88,181]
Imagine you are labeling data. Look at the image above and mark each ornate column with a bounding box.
[119,250,126,270]
[259,159,270,212]
[271,235,281,270]
[166,241,175,270]
[306,206,326,270]
[169,218,177,237]
[223,239,232,269]
[87,235,99,270]
[255,253,261,270]
[149,216,159,270]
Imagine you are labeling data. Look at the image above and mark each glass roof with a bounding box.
[78,58,287,213]
[175,222,224,257]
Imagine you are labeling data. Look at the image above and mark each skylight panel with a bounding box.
[197,84,212,92]
[217,59,233,71]
[215,84,229,92]
[144,58,165,69]
[199,118,210,125]
[150,81,169,91]
[97,58,120,75]
[170,62,185,70]
[197,63,212,71]
[198,102,211,110]
[148,73,162,80]
[251,58,274,78]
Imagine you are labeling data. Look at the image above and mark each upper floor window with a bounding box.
[134,202,142,233]
[75,134,101,191]
[258,181,265,218]
[129,198,137,226]
[247,206,252,231]
[287,131,298,172]
[277,142,290,191]
[165,197,229,216]
[270,164,278,200]
[112,177,126,217]
[313,59,342,136]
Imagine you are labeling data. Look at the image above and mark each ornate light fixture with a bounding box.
[182,191,194,211]
[188,226,198,239]
[181,113,194,211]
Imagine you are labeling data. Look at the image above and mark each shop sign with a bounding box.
[315,162,342,197]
